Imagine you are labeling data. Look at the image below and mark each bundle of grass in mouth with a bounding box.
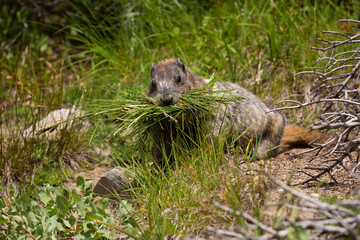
[88,77,244,149]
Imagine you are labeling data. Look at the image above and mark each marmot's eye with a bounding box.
[150,81,157,90]
[176,76,182,83]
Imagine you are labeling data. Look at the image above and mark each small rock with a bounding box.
[93,168,135,199]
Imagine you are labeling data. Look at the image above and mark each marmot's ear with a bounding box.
[151,62,156,76]
[176,58,186,72]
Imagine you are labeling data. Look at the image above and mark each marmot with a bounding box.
[147,58,324,162]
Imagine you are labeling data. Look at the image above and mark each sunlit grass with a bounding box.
[68,0,359,100]
[1,0,359,238]
[70,1,360,238]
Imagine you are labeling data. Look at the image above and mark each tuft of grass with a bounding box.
[87,76,243,153]
[0,106,85,186]
[105,133,271,239]
[0,3,90,187]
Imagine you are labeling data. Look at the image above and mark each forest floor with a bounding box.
[60,146,360,239]
[64,147,359,199]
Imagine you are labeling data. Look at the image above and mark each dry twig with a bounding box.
[273,19,360,185]
[204,175,360,240]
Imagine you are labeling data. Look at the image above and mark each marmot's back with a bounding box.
[211,81,285,157]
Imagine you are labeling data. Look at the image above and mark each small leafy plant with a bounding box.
[0,177,136,239]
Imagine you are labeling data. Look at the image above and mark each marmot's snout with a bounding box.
[160,93,174,106]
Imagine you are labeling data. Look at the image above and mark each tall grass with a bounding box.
[69,0,359,99]
[0,5,87,186]
[103,124,268,238]
[1,0,359,238]
[67,0,360,238]
[0,67,86,188]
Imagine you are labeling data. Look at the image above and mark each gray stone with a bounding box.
[93,168,135,199]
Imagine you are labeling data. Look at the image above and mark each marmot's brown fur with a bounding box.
[147,58,324,162]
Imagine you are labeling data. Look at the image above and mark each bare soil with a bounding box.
[270,148,360,198]
[64,147,359,199]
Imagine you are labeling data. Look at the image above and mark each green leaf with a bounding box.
[54,187,64,196]
[63,220,71,228]
[85,212,103,221]
[19,194,33,212]
[49,208,57,217]
[84,179,93,192]
[56,196,72,211]
[76,176,85,189]
[13,215,24,224]
[71,189,81,202]
[86,222,96,231]
[118,200,132,218]
[123,217,138,228]
[56,222,65,231]
[69,215,77,226]
[75,234,86,240]
[45,215,58,233]
[0,215,9,224]
[0,197,6,208]
[28,212,38,225]
[76,222,84,232]
[38,192,51,205]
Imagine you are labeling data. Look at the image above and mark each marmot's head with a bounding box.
[147,58,187,106]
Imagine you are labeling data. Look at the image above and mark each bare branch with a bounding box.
[271,19,360,184]
[339,19,360,24]
[201,176,360,239]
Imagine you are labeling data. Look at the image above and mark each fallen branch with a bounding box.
[201,175,360,240]
[272,19,360,184]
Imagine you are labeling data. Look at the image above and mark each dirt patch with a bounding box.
[62,147,360,198]
[270,148,360,198]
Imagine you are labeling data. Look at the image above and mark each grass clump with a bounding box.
[0,106,85,187]
[87,76,243,159]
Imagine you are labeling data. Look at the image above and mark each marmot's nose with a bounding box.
[161,93,173,105]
